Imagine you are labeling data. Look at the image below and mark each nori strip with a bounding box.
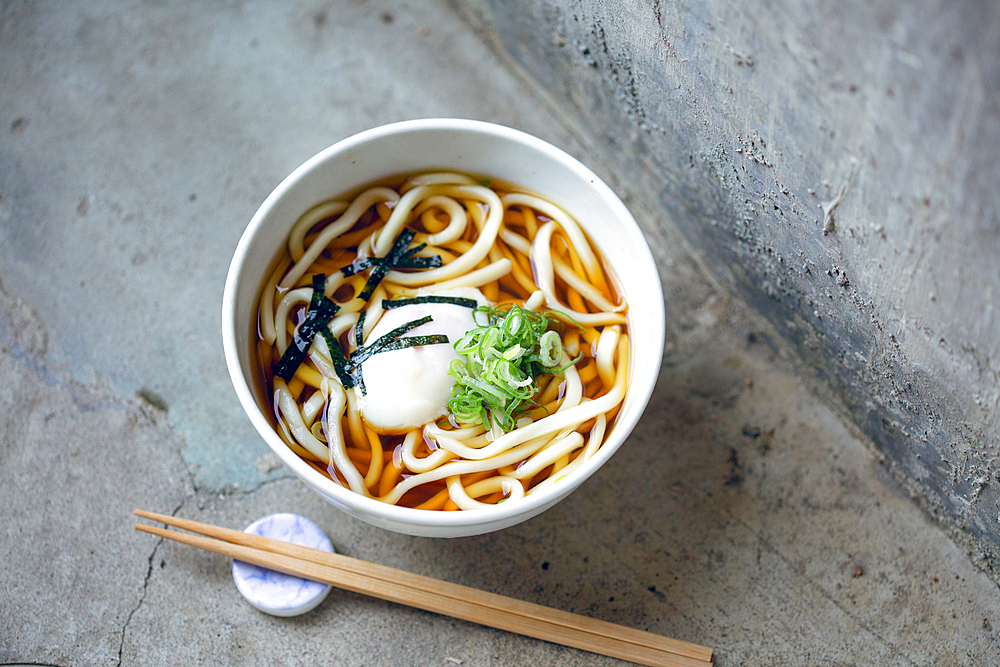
[353,309,366,349]
[338,251,441,277]
[382,295,478,310]
[273,274,341,382]
[310,314,452,394]
[338,230,442,302]
[388,242,444,271]
[276,232,457,391]
[357,229,416,301]
[375,334,450,351]
[349,329,451,395]
[339,256,379,278]
[309,272,327,307]
[318,327,356,389]
[395,255,443,270]
[350,314,434,366]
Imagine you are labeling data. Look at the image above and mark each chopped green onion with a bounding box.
[447,304,577,433]
[538,330,561,367]
[310,422,327,442]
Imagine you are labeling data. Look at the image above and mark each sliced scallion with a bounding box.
[447,304,577,432]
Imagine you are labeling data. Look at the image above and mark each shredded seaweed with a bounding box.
[318,327,356,389]
[382,295,478,310]
[279,230,452,392]
[356,232,413,301]
[353,310,366,350]
[354,230,446,301]
[316,314,451,394]
[338,256,379,278]
[350,315,435,366]
[274,274,340,381]
[395,253,443,270]
[339,247,442,279]
[374,334,450,352]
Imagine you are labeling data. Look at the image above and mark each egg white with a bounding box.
[354,287,490,434]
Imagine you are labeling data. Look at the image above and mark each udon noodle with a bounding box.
[256,172,629,510]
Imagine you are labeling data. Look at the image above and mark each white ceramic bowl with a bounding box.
[223,119,664,537]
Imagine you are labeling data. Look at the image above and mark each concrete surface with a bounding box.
[456,0,1000,576]
[1,1,999,665]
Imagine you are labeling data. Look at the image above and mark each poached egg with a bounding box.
[354,287,489,433]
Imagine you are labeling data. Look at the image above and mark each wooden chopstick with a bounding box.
[134,509,713,667]
[134,508,710,662]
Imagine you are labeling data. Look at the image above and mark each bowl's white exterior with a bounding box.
[222,119,664,537]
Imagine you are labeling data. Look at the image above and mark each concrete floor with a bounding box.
[1,1,998,665]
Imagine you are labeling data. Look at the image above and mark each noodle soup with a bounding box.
[256,171,629,511]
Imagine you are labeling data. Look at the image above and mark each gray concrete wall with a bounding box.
[454,0,1000,575]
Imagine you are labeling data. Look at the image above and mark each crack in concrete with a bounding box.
[986,627,1000,661]
[116,497,189,667]
[115,539,158,667]
[731,514,917,666]
[4,269,287,505]
[192,471,297,501]
[113,421,297,664]
[0,282,206,666]
[113,475,297,663]
[2,270,253,501]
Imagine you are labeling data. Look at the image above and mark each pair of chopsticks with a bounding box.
[134,509,713,667]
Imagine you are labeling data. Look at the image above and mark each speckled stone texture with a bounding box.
[455,0,1000,581]
[1,1,999,665]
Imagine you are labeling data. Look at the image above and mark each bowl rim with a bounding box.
[222,118,664,533]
